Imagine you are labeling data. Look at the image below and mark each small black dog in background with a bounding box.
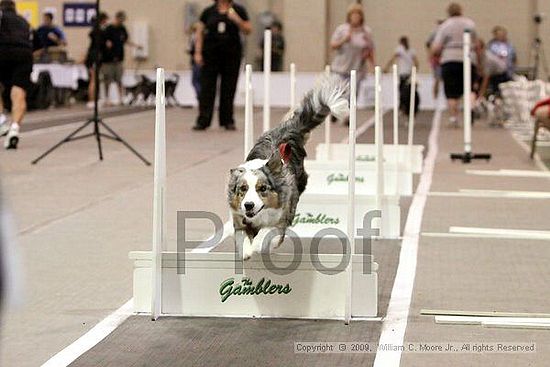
[125,73,180,106]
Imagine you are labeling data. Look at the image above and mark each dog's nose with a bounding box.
[244,202,255,211]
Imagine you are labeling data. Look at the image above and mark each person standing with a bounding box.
[426,19,444,98]
[487,26,516,78]
[84,12,108,109]
[102,11,141,106]
[0,0,33,149]
[431,3,479,127]
[330,4,375,83]
[36,12,67,49]
[193,0,252,131]
[384,36,419,115]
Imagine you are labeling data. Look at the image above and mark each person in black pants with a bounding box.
[193,0,251,131]
[0,0,33,149]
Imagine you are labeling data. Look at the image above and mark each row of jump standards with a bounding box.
[129,30,426,324]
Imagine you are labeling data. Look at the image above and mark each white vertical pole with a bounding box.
[263,29,272,133]
[324,65,332,159]
[407,66,417,146]
[345,70,357,325]
[392,64,399,145]
[392,64,400,195]
[290,63,296,109]
[151,68,166,320]
[463,31,472,154]
[244,64,254,160]
[375,66,385,208]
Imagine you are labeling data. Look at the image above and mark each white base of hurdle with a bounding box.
[315,143,425,174]
[129,249,378,319]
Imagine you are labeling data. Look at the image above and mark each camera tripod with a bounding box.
[32,0,150,166]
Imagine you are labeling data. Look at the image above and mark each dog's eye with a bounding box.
[258,185,268,193]
[239,185,248,193]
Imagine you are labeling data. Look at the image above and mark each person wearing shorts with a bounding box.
[431,3,480,126]
[0,0,32,149]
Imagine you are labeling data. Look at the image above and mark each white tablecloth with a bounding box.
[31,64,88,90]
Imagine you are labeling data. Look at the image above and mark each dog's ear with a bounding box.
[278,143,292,164]
[228,167,245,192]
[266,152,284,176]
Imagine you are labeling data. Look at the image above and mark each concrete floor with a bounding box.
[1,104,549,367]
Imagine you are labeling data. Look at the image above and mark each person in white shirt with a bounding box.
[384,36,419,77]
[431,2,480,126]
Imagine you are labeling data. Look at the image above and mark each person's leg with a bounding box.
[218,53,241,128]
[87,68,96,106]
[10,86,26,125]
[192,63,201,101]
[195,54,219,129]
[116,62,124,105]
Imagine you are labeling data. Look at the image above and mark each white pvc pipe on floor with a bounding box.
[407,66,417,146]
[263,29,272,133]
[393,64,399,145]
[375,66,385,208]
[290,63,296,109]
[324,65,332,159]
[463,31,472,154]
[244,64,253,160]
[151,68,166,321]
[345,69,357,325]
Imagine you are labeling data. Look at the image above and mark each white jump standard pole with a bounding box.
[151,68,167,320]
[450,30,491,163]
[392,64,399,145]
[263,29,272,133]
[290,63,296,109]
[244,64,254,159]
[375,66,385,209]
[324,65,332,159]
[345,69,357,325]
[407,66,417,146]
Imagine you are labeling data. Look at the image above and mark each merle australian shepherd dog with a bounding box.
[228,77,349,259]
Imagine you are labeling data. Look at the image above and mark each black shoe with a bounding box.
[192,125,208,131]
[224,124,236,131]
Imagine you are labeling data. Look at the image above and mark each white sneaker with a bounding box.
[86,101,95,109]
[4,124,19,150]
[0,116,10,137]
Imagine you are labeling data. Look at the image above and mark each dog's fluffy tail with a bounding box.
[289,75,349,134]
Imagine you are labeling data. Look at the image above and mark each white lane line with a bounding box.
[429,189,550,199]
[434,315,550,325]
[341,109,387,144]
[40,299,133,367]
[450,226,550,240]
[466,169,550,178]
[373,108,441,367]
[421,232,550,240]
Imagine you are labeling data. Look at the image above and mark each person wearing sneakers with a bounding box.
[0,0,33,149]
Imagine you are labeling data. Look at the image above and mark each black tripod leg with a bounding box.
[32,120,94,164]
[94,119,104,161]
[99,120,151,166]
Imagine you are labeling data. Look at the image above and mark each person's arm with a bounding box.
[383,54,398,73]
[193,22,205,66]
[227,7,251,35]
[430,26,444,57]
[330,28,351,50]
[413,52,420,69]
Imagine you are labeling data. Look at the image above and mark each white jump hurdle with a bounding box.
[315,64,424,174]
[295,67,401,238]
[129,66,378,321]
